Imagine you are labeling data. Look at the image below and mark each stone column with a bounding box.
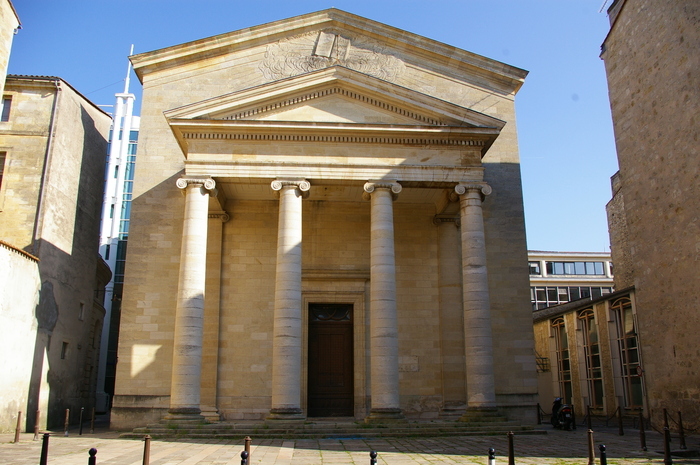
[434,216,467,416]
[363,181,404,421]
[454,182,497,413]
[168,176,216,419]
[268,179,310,420]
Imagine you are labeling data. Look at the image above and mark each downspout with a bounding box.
[31,78,61,256]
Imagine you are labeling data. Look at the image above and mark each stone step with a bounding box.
[122,421,543,439]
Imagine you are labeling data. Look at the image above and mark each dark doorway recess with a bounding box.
[307,303,354,417]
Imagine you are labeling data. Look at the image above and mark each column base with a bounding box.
[163,407,205,423]
[266,408,305,423]
[458,406,501,423]
[364,408,405,424]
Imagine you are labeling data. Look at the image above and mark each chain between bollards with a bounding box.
[507,431,515,465]
[88,447,97,465]
[599,444,607,465]
[13,411,22,443]
[39,433,50,465]
[587,429,595,465]
[240,450,248,465]
[143,434,151,465]
[370,450,377,465]
[639,410,647,451]
[663,426,673,465]
[488,447,496,465]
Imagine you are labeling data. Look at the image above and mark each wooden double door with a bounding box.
[307,303,354,417]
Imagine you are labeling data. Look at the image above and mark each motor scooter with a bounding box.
[550,397,574,430]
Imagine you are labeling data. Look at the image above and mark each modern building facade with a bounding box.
[528,251,613,310]
[96,58,140,413]
[602,0,699,429]
[111,10,538,429]
[0,75,112,430]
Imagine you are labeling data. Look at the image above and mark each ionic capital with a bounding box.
[433,215,461,228]
[271,179,311,198]
[363,181,402,201]
[176,176,217,197]
[453,182,492,201]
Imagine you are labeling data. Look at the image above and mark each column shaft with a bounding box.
[365,183,403,420]
[169,181,211,416]
[458,185,496,409]
[436,218,466,414]
[269,182,306,418]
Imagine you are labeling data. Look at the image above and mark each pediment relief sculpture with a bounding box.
[259,30,406,82]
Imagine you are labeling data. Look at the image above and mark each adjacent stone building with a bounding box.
[112,9,537,428]
[602,0,699,428]
[0,75,112,430]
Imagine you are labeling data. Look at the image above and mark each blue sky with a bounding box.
[8,1,619,252]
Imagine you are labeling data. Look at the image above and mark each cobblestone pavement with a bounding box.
[1,426,698,464]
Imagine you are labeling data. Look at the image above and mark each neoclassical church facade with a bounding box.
[111,9,537,428]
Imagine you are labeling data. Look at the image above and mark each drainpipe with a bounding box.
[31,78,62,256]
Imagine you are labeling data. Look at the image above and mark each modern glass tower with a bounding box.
[96,53,139,412]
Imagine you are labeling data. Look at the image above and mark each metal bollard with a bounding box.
[64,409,70,437]
[663,427,673,465]
[536,403,541,424]
[79,407,85,436]
[571,403,577,430]
[678,411,686,450]
[587,405,592,431]
[370,451,377,465]
[39,433,50,465]
[639,411,647,451]
[143,435,151,465]
[663,408,669,429]
[599,444,607,465]
[90,407,95,434]
[617,407,624,436]
[507,431,515,465]
[240,450,248,465]
[587,430,595,465]
[14,411,22,443]
[88,447,97,465]
[488,447,496,465]
[244,435,252,462]
[34,410,40,441]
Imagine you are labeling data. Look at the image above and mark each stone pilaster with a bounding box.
[167,177,216,419]
[434,215,466,416]
[268,179,310,421]
[363,181,404,422]
[454,182,497,414]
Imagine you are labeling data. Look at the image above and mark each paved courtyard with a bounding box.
[1,425,698,464]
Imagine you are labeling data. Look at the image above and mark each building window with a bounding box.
[611,297,644,408]
[552,317,572,404]
[61,342,69,360]
[528,261,541,275]
[1,96,12,122]
[532,286,614,310]
[0,152,6,189]
[545,261,606,276]
[78,302,85,321]
[579,309,604,407]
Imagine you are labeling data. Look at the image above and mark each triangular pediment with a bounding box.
[131,9,527,96]
[165,66,505,129]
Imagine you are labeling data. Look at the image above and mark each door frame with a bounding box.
[302,275,367,419]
